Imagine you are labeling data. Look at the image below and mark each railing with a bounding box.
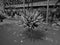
[5,1,60,8]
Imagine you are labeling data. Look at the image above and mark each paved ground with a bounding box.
[0,19,60,45]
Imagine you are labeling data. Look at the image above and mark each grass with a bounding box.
[0,19,60,45]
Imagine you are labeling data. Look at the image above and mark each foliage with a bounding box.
[19,9,47,42]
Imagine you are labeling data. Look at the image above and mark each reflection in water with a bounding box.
[22,28,47,42]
